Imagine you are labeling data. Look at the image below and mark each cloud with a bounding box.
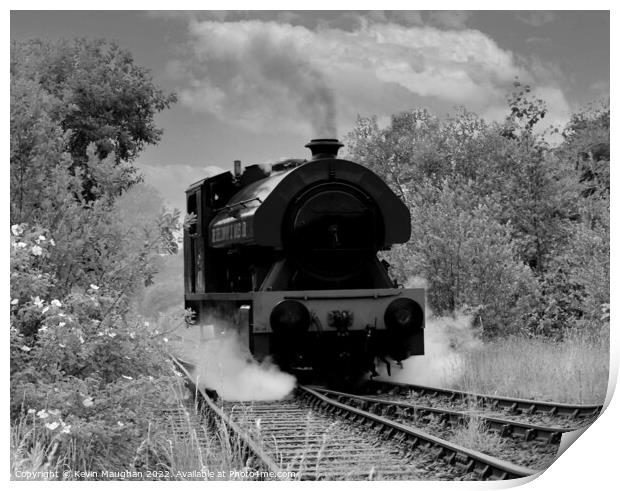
[516,11,556,27]
[138,162,227,213]
[171,16,570,139]
[180,20,336,137]
[427,11,472,29]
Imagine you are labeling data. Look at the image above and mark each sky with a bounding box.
[10,10,610,213]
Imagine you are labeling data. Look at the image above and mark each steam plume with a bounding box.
[175,323,296,401]
[378,276,482,387]
[184,21,337,136]
[378,311,481,387]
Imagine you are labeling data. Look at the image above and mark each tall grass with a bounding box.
[10,384,254,481]
[156,403,254,480]
[452,327,609,404]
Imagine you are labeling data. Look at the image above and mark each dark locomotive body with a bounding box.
[184,139,424,381]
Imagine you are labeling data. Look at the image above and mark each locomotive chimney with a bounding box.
[305,139,344,160]
[233,160,242,178]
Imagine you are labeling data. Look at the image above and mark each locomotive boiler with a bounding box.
[183,139,424,382]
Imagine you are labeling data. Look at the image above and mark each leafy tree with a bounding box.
[345,83,608,339]
[10,39,182,474]
[559,100,610,199]
[501,81,547,138]
[11,38,177,197]
[386,180,536,337]
[11,39,179,296]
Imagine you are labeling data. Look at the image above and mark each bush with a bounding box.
[10,226,181,476]
[386,181,537,337]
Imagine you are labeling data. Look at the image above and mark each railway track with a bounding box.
[310,386,578,470]
[312,387,577,444]
[170,356,536,480]
[362,380,602,420]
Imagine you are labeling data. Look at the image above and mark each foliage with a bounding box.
[388,181,537,337]
[10,38,181,477]
[11,38,176,179]
[345,83,609,340]
[559,99,610,198]
[11,37,181,297]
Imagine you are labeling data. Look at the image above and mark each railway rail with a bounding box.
[363,380,602,419]
[170,356,537,481]
[311,387,576,444]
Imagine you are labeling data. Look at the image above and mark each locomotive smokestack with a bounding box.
[305,139,344,160]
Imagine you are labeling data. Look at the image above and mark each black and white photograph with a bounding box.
[8,6,613,483]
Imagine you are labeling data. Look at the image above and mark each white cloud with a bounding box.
[173,18,570,139]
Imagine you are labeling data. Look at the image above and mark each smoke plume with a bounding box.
[182,20,337,136]
[176,323,296,401]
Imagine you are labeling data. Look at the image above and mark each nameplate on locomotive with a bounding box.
[210,218,253,246]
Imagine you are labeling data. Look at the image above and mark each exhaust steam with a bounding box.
[377,276,482,387]
[175,323,296,401]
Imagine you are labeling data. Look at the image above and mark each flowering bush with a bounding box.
[13,374,183,474]
[11,40,182,478]
[10,225,57,337]
[10,222,183,477]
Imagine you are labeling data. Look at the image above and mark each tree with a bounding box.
[11,39,180,296]
[344,84,607,338]
[559,100,610,199]
[10,39,182,473]
[11,38,177,198]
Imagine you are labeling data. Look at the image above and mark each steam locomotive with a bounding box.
[183,139,424,382]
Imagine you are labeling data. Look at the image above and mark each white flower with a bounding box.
[20,346,31,352]
[27,408,36,414]
[61,425,71,434]
[32,297,44,308]
[49,238,55,246]
[31,245,43,256]
[82,398,94,408]
[51,299,62,307]
[39,325,48,332]
[143,321,149,327]
[79,336,84,344]
[89,284,99,291]
[121,375,133,380]
[58,322,66,328]
[129,332,135,339]
[11,298,19,305]
[108,332,117,338]
[38,235,46,242]
[37,410,49,419]
[163,337,168,343]
[45,422,59,431]
[11,224,24,236]
[117,421,124,427]
[16,242,27,249]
